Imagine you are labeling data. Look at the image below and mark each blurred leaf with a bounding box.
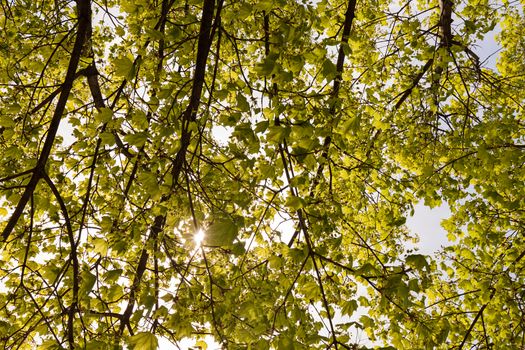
[129,332,158,350]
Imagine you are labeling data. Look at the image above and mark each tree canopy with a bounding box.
[0,0,524,349]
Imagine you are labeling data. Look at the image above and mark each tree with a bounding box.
[0,0,523,348]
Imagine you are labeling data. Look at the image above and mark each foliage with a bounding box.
[0,0,524,348]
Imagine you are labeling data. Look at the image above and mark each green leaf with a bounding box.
[341,299,358,316]
[114,56,134,78]
[80,270,96,297]
[86,340,108,350]
[231,241,246,256]
[405,254,428,270]
[253,0,273,11]
[285,195,305,210]
[194,340,208,350]
[103,269,123,283]
[128,332,158,350]
[0,116,15,128]
[137,171,160,196]
[95,107,113,124]
[342,114,361,135]
[124,132,148,147]
[302,281,320,299]
[255,53,278,76]
[38,340,61,350]
[392,216,406,226]
[132,109,149,130]
[100,132,116,146]
[115,26,126,37]
[7,103,21,114]
[266,125,287,143]
[237,3,252,20]
[321,58,337,81]
[166,27,183,41]
[236,93,250,112]
[268,255,282,269]
[277,336,294,350]
[93,237,108,255]
[289,55,305,73]
[145,28,164,41]
[205,218,238,246]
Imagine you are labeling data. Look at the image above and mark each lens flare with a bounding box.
[194,229,205,246]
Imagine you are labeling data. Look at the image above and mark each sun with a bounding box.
[194,229,205,247]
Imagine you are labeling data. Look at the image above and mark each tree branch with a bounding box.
[288,0,357,247]
[457,288,496,350]
[117,0,221,336]
[1,0,92,243]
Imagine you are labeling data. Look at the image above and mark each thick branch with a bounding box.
[439,0,454,47]
[288,0,357,247]
[42,173,79,348]
[118,215,165,335]
[171,0,219,183]
[393,58,434,110]
[1,0,91,243]
[458,288,496,349]
[117,0,221,336]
